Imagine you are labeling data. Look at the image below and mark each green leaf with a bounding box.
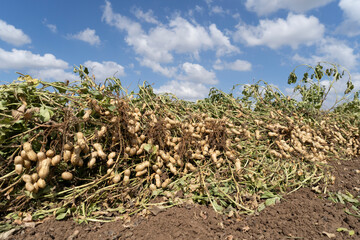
[212,201,224,212]
[0,100,7,110]
[351,205,359,211]
[261,191,276,199]
[108,105,116,111]
[336,227,355,235]
[257,203,266,212]
[55,207,67,215]
[143,143,157,154]
[287,72,297,84]
[336,193,345,204]
[337,227,348,232]
[265,197,280,206]
[15,86,25,95]
[39,105,53,122]
[345,81,354,94]
[151,189,162,196]
[338,193,359,204]
[54,86,66,94]
[143,144,152,153]
[55,212,68,220]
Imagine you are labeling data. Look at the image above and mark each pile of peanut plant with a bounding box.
[0,63,359,224]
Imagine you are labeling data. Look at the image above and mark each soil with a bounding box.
[2,158,360,240]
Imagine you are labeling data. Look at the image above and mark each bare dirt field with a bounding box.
[3,158,359,240]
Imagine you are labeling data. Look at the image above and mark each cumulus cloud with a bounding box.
[29,68,77,82]
[245,0,334,16]
[42,19,57,33]
[0,19,31,46]
[102,0,238,75]
[133,8,159,24]
[46,24,57,33]
[83,60,125,81]
[101,1,240,100]
[154,80,209,101]
[205,0,213,5]
[337,0,360,36]
[188,5,204,17]
[68,28,101,46]
[138,58,176,78]
[339,0,360,24]
[209,24,239,57]
[0,48,68,70]
[0,48,77,82]
[234,13,325,49]
[153,62,217,100]
[195,5,203,13]
[210,6,229,15]
[177,62,218,84]
[293,38,359,70]
[213,59,252,71]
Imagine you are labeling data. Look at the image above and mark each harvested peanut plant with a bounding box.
[0,63,359,225]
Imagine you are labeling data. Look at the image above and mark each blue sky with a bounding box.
[0,0,359,102]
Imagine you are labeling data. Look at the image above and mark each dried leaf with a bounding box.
[322,231,336,238]
[22,213,32,222]
[0,229,16,240]
[148,206,165,216]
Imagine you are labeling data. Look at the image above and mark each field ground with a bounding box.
[3,158,359,240]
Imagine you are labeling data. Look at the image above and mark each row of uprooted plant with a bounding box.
[1,63,360,223]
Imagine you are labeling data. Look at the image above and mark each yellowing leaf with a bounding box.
[17,74,40,86]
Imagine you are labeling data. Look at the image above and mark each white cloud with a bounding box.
[177,62,218,84]
[0,19,31,46]
[195,5,203,13]
[42,19,57,33]
[209,24,239,57]
[154,80,209,101]
[138,58,176,77]
[336,20,360,37]
[245,0,334,16]
[211,6,223,14]
[102,1,238,75]
[0,48,68,70]
[205,0,213,6]
[102,1,143,35]
[213,59,252,71]
[133,8,159,24]
[339,0,360,24]
[46,24,57,33]
[234,13,325,49]
[293,38,359,70]
[211,6,229,15]
[337,0,360,36]
[153,62,218,100]
[83,60,125,81]
[68,28,101,46]
[30,68,77,82]
[188,5,204,17]
[0,47,77,82]
[101,1,240,100]
[232,13,241,20]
